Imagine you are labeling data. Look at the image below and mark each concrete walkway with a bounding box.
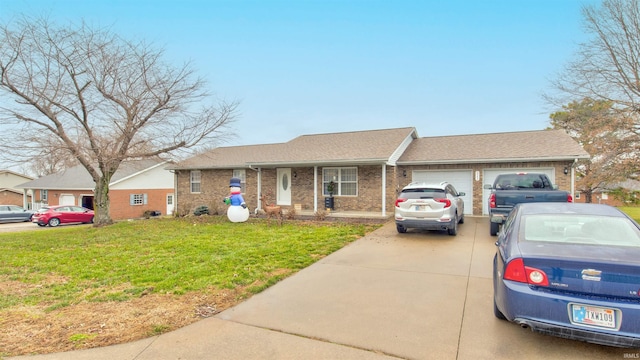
[8,217,633,359]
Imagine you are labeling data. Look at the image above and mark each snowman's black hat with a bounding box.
[229,177,242,187]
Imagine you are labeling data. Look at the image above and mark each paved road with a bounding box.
[0,221,42,232]
[6,216,638,359]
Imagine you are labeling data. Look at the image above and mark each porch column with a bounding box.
[257,168,262,210]
[381,164,386,217]
[314,166,318,212]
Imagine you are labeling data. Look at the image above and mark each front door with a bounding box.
[277,168,292,206]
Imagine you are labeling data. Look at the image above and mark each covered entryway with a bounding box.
[481,168,556,215]
[411,170,473,215]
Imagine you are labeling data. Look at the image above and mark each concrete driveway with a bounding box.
[8,217,636,360]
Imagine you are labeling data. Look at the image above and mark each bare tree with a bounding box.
[548,0,640,175]
[0,16,237,225]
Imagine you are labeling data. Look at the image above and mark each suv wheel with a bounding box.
[396,224,407,233]
[448,216,458,236]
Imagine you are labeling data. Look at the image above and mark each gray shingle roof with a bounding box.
[398,129,590,164]
[170,127,418,169]
[17,158,170,190]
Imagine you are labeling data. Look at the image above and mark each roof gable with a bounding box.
[16,158,171,190]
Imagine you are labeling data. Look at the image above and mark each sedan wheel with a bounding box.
[48,218,61,227]
[494,298,507,320]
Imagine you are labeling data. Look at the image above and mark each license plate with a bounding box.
[414,205,424,211]
[570,303,617,329]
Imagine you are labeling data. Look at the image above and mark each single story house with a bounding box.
[0,170,34,208]
[168,127,590,217]
[17,158,175,219]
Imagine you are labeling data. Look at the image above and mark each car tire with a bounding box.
[459,213,464,224]
[37,223,46,227]
[493,298,507,320]
[448,216,458,236]
[48,218,60,227]
[84,216,94,224]
[490,222,499,236]
[396,224,407,233]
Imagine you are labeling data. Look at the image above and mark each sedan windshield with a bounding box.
[522,214,640,247]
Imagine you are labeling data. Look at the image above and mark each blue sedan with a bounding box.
[493,202,640,348]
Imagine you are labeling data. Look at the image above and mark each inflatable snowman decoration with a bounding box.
[224,177,250,222]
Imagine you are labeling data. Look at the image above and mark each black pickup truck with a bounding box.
[485,172,573,236]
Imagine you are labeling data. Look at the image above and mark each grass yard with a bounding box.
[619,206,640,223]
[0,216,382,357]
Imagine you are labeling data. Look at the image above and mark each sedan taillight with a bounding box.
[567,194,573,203]
[503,258,549,286]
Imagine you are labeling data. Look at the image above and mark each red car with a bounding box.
[32,205,94,227]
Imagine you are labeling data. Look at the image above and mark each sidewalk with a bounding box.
[8,217,629,360]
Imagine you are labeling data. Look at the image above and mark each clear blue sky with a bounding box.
[1,0,598,148]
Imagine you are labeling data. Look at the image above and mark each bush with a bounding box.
[314,210,327,221]
[193,205,210,216]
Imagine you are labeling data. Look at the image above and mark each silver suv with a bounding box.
[394,182,465,235]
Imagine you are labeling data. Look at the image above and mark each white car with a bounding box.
[394,182,465,235]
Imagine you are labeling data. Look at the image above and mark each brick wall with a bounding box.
[175,161,575,217]
[109,189,173,220]
[175,165,400,215]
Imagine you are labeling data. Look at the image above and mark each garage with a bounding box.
[59,194,76,206]
[411,170,473,215]
[481,168,556,215]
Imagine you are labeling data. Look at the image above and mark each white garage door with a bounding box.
[481,168,556,215]
[412,170,473,215]
[59,194,76,206]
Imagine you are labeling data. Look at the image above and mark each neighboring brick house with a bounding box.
[169,127,590,217]
[16,159,175,220]
[0,170,34,207]
[573,179,640,206]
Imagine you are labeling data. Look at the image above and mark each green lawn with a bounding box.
[618,206,640,223]
[0,216,381,311]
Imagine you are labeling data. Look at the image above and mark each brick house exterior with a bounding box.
[0,170,34,208]
[169,128,589,217]
[17,159,174,220]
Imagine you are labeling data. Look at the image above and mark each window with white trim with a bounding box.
[323,167,357,196]
[232,169,246,193]
[575,192,581,199]
[41,189,48,201]
[130,194,148,205]
[190,171,201,193]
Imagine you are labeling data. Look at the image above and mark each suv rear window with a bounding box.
[399,188,445,200]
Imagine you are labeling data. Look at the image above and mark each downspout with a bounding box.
[172,170,177,216]
[381,164,386,217]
